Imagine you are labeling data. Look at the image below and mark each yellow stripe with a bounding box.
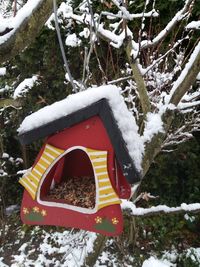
[88,152,107,157]
[46,144,64,155]
[31,169,41,180]
[40,157,51,166]
[92,161,107,167]
[98,181,111,187]
[34,165,45,176]
[42,153,54,164]
[37,162,47,170]
[97,173,108,179]
[86,148,101,153]
[94,165,107,169]
[23,176,37,189]
[29,172,40,183]
[43,151,56,160]
[99,187,114,195]
[99,198,121,205]
[89,154,107,160]
[19,179,35,199]
[25,174,39,187]
[95,167,107,173]
[99,193,118,202]
[99,192,116,201]
[19,143,65,200]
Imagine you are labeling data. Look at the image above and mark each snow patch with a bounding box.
[65,33,81,47]
[13,76,38,99]
[0,67,6,76]
[142,256,174,267]
[142,113,164,143]
[186,21,200,30]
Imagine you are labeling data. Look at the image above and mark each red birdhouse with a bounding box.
[18,86,141,236]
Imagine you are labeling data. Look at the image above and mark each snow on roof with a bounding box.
[18,85,144,171]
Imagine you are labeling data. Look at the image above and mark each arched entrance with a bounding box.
[39,147,96,210]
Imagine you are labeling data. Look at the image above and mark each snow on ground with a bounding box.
[142,256,174,267]
[0,226,97,267]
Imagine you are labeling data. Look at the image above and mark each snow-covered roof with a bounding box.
[18,85,144,173]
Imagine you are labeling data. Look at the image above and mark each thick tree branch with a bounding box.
[141,109,174,177]
[0,0,62,64]
[169,41,200,106]
[125,38,151,117]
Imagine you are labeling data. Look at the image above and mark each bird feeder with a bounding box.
[18,86,141,236]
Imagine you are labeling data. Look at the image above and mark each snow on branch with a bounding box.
[140,0,194,50]
[186,20,200,30]
[121,199,200,217]
[169,41,200,106]
[13,76,39,99]
[0,0,42,44]
[101,10,159,20]
[0,0,62,64]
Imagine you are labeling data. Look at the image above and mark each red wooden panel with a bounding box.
[21,191,123,236]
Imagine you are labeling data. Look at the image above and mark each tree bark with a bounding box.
[125,38,151,118]
[84,235,107,267]
[0,0,62,64]
[169,42,200,106]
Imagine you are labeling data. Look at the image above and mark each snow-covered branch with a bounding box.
[101,10,159,20]
[0,0,62,64]
[140,0,194,49]
[169,41,200,106]
[121,200,200,217]
[186,20,200,30]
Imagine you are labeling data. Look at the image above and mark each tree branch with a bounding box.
[140,0,194,50]
[0,98,21,108]
[141,109,174,177]
[125,37,151,117]
[0,0,62,64]
[122,200,200,217]
[169,41,200,106]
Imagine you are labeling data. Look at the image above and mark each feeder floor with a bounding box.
[46,176,96,209]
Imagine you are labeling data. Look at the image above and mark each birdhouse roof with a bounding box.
[18,85,144,183]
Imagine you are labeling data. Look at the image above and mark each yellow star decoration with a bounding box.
[23,207,29,214]
[33,206,40,213]
[41,209,47,216]
[95,216,102,224]
[112,218,119,225]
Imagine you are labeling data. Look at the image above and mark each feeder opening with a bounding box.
[40,149,96,209]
